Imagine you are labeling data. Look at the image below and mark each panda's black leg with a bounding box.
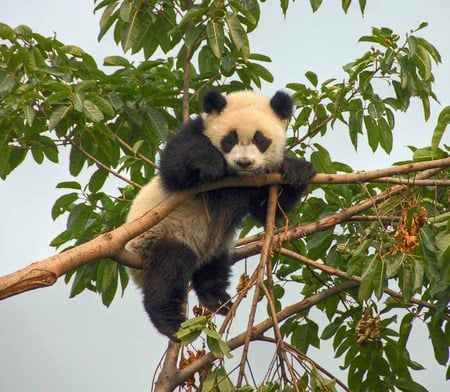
[192,252,233,315]
[141,239,197,341]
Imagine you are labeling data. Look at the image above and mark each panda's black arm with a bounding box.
[248,157,316,222]
[159,118,227,192]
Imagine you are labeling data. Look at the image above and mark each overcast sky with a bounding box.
[1,1,449,391]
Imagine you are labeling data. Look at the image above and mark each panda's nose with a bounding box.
[236,158,254,168]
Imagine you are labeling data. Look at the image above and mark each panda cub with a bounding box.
[126,90,316,341]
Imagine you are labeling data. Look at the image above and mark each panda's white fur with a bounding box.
[125,90,315,340]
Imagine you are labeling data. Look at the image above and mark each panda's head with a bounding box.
[202,90,293,175]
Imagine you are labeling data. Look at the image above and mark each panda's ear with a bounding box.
[270,91,293,120]
[202,90,227,114]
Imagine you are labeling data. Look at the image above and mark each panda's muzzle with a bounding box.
[235,158,254,169]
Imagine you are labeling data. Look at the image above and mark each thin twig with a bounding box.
[114,133,158,168]
[256,336,351,392]
[175,281,360,387]
[71,139,141,188]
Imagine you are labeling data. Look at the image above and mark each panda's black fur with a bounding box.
[126,90,316,341]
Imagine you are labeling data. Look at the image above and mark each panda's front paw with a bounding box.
[281,158,316,186]
[200,293,233,316]
[195,160,226,183]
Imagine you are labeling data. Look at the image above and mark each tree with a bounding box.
[0,0,449,391]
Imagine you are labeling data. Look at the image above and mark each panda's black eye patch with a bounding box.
[221,130,238,153]
[253,131,271,152]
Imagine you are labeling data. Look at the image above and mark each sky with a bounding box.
[1,1,449,391]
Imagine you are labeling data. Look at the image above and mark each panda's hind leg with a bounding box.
[192,252,233,315]
[141,239,197,341]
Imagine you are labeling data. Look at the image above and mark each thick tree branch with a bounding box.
[0,158,448,300]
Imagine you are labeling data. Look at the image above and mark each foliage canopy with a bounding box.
[0,1,449,391]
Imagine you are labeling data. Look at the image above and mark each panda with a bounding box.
[125,90,316,341]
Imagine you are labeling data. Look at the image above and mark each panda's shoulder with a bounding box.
[179,116,206,135]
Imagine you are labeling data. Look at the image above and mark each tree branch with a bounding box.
[174,281,360,388]
[237,185,279,387]
[278,247,436,310]
[230,165,447,263]
[0,158,448,300]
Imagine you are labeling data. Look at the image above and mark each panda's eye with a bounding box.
[221,130,238,153]
[253,131,271,152]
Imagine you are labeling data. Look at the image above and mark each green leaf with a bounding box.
[364,115,379,152]
[97,2,119,41]
[207,20,225,59]
[83,100,104,122]
[118,265,129,297]
[305,71,318,87]
[23,105,35,126]
[358,254,379,301]
[145,108,168,141]
[203,368,235,392]
[56,181,82,190]
[342,0,352,13]
[415,44,432,80]
[280,0,289,15]
[89,169,108,193]
[47,90,71,105]
[397,313,414,356]
[358,0,367,14]
[226,12,250,61]
[31,148,44,164]
[49,230,73,248]
[103,55,132,67]
[51,192,78,220]
[62,45,85,57]
[67,204,92,237]
[348,99,363,150]
[121,9,142,53]
[86,94,115,118]
[309,0,323,12]
[247,62,274,83]
[292,319,319,353]
[431,106,450,156]
[402,259,414,301]
[378,117,393,154]
[215,368,235,392]
[101,270,118,307]
[321,320,341,340]
[205,329,233,359]
[0,22,14,39]
[69,265,90,298]
[69,146,85,177]
[0,148,11,179]
[372,256,386,299]
[0,72,16,93]
[415,36,442,64]
[202,371,218,392]
[396,378,430,392]
[48,105,71,130]
[311,144,336,174]
[97,259,118,307]
[175,316,208,345]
